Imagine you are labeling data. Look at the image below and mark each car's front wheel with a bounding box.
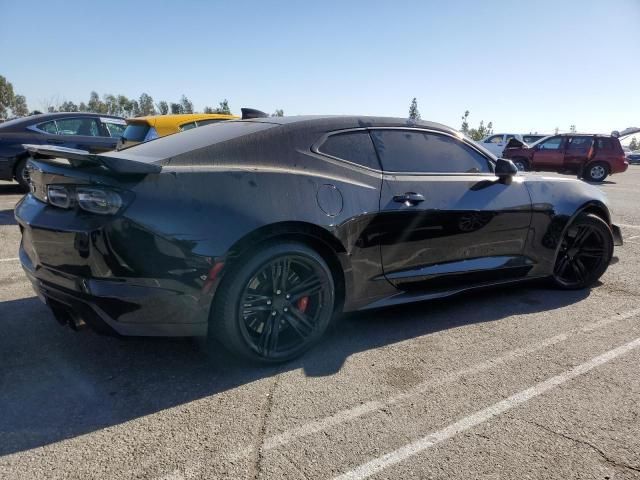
[213,242,335,363]
[14,158,30,191]
[551,213,613,289]
[584,162,609,182]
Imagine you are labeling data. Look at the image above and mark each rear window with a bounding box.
[318,131,381,169]
[123,123,151,142]
[596,138,617,151]
[106,121,278,163]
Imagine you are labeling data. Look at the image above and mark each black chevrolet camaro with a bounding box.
[15,116,623,362]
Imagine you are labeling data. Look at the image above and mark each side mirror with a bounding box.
[495,158,518,180]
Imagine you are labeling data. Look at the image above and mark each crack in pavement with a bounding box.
[524,419,640,474]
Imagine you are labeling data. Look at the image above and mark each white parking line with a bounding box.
[333,335,640,480]
[256,307,640,453]
[0,257,19,262]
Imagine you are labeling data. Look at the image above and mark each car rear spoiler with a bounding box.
[23,144,162,174]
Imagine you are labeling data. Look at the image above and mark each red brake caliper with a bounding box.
[296,296,309,313]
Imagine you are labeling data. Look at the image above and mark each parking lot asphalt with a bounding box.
[1,168,640,480]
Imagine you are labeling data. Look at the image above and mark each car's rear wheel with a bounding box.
[585,162,609,182]
[14,158,30,191]
[213,242,335,363]
[551,213,613,290]
[512,158,529,172]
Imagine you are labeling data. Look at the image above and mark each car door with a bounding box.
[371,128,532,291]
[531,136,566,169]
[564,136,593,171]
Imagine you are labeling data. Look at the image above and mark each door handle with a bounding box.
[393,192,425,205]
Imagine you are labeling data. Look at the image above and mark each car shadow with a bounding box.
[0,183,25,195]
[0,209,16,226]
[0,282,590,456]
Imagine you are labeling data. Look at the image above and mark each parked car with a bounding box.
[0,112,126,189]
[478,133,527,157]
[17,116,622,363]
[503,134,629,182]
[628,152,640,164]
[522,134,548,144]
[118,113,238,149]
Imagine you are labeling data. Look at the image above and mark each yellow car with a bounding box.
[118,113,237,149]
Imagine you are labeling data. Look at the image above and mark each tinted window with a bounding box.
[122,123,151,142]
[37,121,58,134]
[567,136,592,151]
[523,135,544,144]
[104,121,126,137]
[196,119,225,127]
[538,137,563,150]
[596,138,614,150]
[371,130,491,173]
[318,131,380,169]
[55,118,100,136]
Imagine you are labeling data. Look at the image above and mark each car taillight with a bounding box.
[45,185,127,215]
[76,188,123,215]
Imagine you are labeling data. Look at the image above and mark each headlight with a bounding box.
[76,187,123,215]
[47,185,72,208]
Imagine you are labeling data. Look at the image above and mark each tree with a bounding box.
[138,93,155,116]
[156,101,169,115]
[59,100,78,112]
[170,102,183,114]
[88,91,106,114]
[570,124,576,133]
[272,109,284,117]
[0,75,16,119]
[408,97,421,120]
[460,110,470,135]
[460,110,493,140]
[78,102,88,112]
[554,127,559,135]
[12,94,28,116]
[180,95,193,114]
[215,99,231,114]
[629,137,638,151]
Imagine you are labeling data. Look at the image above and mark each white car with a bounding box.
[479,133,527,157]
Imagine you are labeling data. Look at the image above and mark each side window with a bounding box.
[37,121,58,134]
[505,135,516,142]
[567,136,592,151]
[317,131,381,169]
[104,121,126,137]
[485,134,503,144]
[196,119,225,127]
[596,138,613,150]
[538,137,563,150]
[179,122,197,131]
[370,130,491,174]
[55,118,100,136]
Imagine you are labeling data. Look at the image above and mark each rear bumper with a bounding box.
[20,247,208,336]
[611,161,629,174]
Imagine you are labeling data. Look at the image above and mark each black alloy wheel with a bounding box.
[15,158,30,191]
[214,242,335,363]
[552,213,613,289]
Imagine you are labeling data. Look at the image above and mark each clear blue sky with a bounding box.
[1,0,638,136]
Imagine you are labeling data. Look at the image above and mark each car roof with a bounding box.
[246,115,457,132]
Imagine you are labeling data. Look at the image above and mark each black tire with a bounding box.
[584,162,609,182]
[14,157,30,191]
[512,158,529,172]
[551,213,613,290]
[212,242,335,363]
